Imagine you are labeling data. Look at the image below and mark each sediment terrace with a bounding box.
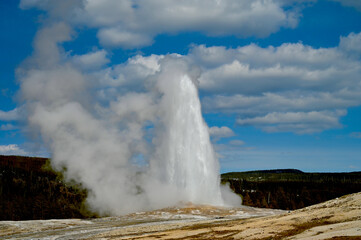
[1,192,361,239]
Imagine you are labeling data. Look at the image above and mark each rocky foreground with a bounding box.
[1,192,360,239]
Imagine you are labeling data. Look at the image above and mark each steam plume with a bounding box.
[18,22,240,215]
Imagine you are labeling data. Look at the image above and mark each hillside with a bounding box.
[0,155,96,220]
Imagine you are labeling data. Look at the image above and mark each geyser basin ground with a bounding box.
[2,192,361,239]
[0,205,284,239]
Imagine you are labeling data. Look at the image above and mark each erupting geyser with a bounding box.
[18,23,240,215]
[150,59,223,206]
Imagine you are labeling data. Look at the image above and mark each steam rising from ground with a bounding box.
[18,22,240,215]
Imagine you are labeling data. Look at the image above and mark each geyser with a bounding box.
[18,23,240,215]
[150,59,223,206]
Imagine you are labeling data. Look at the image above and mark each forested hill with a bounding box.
[0,155,48,172]
[221,169,361,210]
[0,155,96,220]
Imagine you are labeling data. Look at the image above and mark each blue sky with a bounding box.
[1,0,361,173]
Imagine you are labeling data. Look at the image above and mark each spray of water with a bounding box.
[149,58,223,206]
[18,23,241,215]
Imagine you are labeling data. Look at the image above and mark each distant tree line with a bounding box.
[222,170,361,210]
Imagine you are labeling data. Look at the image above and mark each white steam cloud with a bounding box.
[18,22,240,215]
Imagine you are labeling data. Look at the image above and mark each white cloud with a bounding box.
[202,92,360,115]
[339,32,361,56]
[91,54,164,102]
[80,31,361,134]
[78,0,296,47]
[20,0,84,19]
[18,0,361,136]
[209,126,235,141]
[186,32,361,134]
[193,42,356,94]
[0,144,27,156]
[0,108,20,121]
[21,0,305,48]
[80,32,361,134]
[97,29,153,49]
[236,110,346,134]
[110,54,162,88]
[228,140,245,146]
[72,50,110,70]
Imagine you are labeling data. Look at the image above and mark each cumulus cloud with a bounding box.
[20,0,305,48]
[228,140,245,146]
[202,92,359,115]
[73,31,361,134]
[339,32,361,56]
[19,0,84,20]
[68,30,361,134]
[108,54,162,88]
[71,50,110,70]
[186,32,361,133]
[193,43,356,94]
[209,126,235,141]
[237,110,346,134]
[0,108,20,121]
[97,29,153,49]
[0,144,27,156]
